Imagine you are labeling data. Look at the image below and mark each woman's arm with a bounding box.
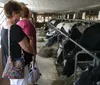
[18,36,35,55]
[28,36,36,54]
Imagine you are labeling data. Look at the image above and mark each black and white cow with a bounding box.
[63,23,100,77]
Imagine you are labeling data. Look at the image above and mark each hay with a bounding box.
[52,76,71,85]
[37,38,45,42]
[39,27,45,36]
[38,46,57,58]
[52,72,81,85]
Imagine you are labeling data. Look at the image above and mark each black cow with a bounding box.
[63,23,100,77]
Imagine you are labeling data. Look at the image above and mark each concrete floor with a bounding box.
[36,32,58,85]
[0,30,58,85]
[36,55,58,85]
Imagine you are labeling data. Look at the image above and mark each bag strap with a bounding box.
[32,56,38,68]
[8,27,11,59]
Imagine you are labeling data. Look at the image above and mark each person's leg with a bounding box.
[20,65,29,85]
[17,79,24,85]
[10,79,19,85]
[10,79,25,85]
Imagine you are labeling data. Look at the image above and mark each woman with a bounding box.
[1,1,35,85]
[17,6,37,62]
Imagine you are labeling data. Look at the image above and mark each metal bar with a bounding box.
[55,18,100,23]
[49,23,100,62]
[74,51,78,82]
[1,17,6,24]
[0,9,3,15]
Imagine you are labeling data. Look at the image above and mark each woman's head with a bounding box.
[21,6,30,19]
[4,1,22,22]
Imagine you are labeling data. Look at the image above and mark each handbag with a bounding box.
[28,56,41,84]
[2,27,25,79]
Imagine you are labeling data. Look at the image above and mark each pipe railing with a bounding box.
[55,18,100,23]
